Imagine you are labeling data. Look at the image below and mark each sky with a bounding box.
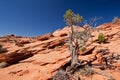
[0,0,120,37]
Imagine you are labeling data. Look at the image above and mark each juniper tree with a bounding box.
[53,9,99,80]
[64,9,82,69]
[64,9,92,73]
[53,9,108,80]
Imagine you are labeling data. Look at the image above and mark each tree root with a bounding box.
[52,48,120,80]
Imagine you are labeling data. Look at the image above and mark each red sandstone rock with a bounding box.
[0,22,120,80]
[37,33,54,41]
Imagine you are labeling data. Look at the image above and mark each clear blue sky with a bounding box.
[0,0,120,36]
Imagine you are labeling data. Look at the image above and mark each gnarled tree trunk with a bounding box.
[69,26,79,70]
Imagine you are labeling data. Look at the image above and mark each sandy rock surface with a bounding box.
[0,22,120,80]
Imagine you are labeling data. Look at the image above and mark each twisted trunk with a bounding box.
[69,26,79,68]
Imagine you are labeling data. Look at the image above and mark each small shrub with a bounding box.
[14,40,17,43]
[17,44,24,47]
[81,47,86,52]
[112,16,119,24]
[0,48,8,53]
[0,43,3,49]
[79,65,95,76]
[98,33,106,43]
[53,69,71,80]
[0,62,8,68]
[0,43,8,54]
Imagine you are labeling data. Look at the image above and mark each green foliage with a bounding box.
[98,33,106,43]
[112,16,119,24]
[64,9,83,26]
[0,48,8,53]
[81,47,86,52]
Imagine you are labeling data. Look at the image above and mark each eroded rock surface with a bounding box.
[0,22,120,80]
